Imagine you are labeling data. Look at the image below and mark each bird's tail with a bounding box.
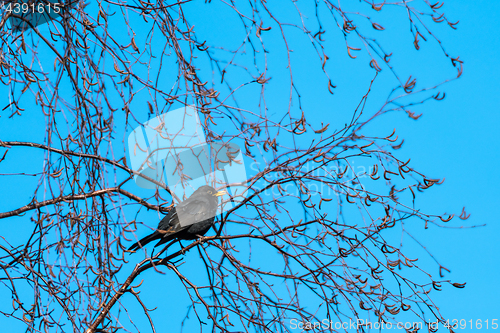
[153,231,180,248]
[128,231,161,252]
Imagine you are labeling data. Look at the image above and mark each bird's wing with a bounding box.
[157,208,187,233]
[130,193,217,251]
[156,197,212,234]
[176,197,214,225]
[157,208,177,230]
[153,197,215,248]
[177,196,212,214]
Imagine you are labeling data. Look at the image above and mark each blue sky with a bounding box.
[345,1,500,329]
[0,1,499,332]
[385,1,500,327]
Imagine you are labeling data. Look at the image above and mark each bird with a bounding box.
[128,185,226,251]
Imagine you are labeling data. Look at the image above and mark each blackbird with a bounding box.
[128,185,226,251]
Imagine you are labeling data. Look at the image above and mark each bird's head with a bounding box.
[193,185,227,200]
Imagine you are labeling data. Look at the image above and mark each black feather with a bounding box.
[128,185,221,252]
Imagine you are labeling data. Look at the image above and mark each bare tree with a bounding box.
[0,0,470,332]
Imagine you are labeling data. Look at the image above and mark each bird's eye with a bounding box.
[208,190,213,194]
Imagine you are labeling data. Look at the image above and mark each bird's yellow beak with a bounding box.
[214,190,227,197]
